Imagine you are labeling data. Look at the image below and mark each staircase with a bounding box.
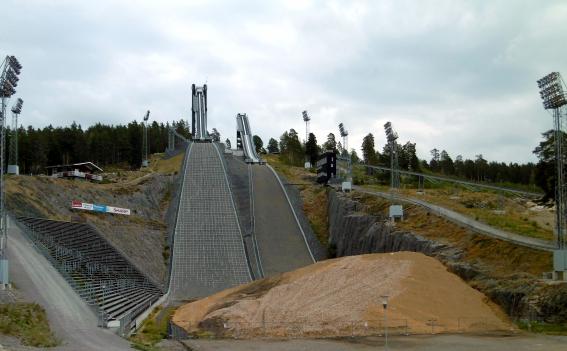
[169,142,251,300]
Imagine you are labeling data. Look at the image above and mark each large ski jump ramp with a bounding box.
[169,142,251,300]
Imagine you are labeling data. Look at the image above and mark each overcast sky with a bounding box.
[2,0,566,163]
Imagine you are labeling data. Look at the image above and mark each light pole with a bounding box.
[141,110,150,167]
[8,98,23,175]
[338,123,352,191]
[0,55,22,287]
[302,110,310,143]
[381,295,389,350]
[303,111,311,168]
[537,72,567,280]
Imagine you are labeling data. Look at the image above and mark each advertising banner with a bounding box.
[72,200,93,211]
[106,206,131,216]
[71,201,130,216]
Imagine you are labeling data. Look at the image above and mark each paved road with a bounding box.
[355,187,555,252]
[184,334,567,351]
[7,220,132,351]
[251,165,314,277]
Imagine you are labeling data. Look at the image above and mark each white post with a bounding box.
[381,295,389,350]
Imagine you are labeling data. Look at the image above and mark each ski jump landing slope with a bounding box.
[169,142,251,300]
[251,165,314,277]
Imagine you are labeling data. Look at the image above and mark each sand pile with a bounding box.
[172,252,512,338]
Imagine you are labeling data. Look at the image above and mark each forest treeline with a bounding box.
[7,119,555,199]
[6,120,191,174]
[269,128,555,196]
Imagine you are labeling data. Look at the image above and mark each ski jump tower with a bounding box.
[236,113,263,163]
[191,84,209,142]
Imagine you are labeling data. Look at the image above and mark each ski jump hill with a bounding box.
[168,85,322,301]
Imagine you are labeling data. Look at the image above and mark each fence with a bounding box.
[169,316,517,340]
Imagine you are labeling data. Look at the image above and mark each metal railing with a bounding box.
[169,316,516,340]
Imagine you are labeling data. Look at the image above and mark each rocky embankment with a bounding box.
[327,190,567,324]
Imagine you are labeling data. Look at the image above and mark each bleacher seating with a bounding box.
[16,216,163,327]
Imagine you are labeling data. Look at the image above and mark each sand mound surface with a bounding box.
[172,252,512,338]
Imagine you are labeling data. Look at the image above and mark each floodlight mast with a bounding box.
[338,122,352,180]
[141,110,150,167]
[0,55,22,279]
[538,72,567,250]
[302,110,310,142]
[8,98,23,175]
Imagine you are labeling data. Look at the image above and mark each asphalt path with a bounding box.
[251,165,313,277]
[354,187,555,251]
[7,219,131,351]
[183,333,567,351]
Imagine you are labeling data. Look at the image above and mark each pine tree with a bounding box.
[305,133,318,165]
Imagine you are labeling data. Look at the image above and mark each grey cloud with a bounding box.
[1,0,566,163]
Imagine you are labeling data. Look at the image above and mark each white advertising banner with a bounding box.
[106,206,131,216]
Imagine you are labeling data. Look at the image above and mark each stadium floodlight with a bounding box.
[338,122,349,150]
[1,55,22,98]
[337,122,351,183]
[141,110,150,167]
[11,98,23,114]
[0,81,15,98]
[538,72,567,281]
[538,72,567,110]
[8,98,23,175]
[8,56,22,74]
[5,70,18,87]
[302,110,310,122]
[1,55,23,286]
[302,110,311,143]
[537,72,567,258]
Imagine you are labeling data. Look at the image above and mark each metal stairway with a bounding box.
[168,142,251,300]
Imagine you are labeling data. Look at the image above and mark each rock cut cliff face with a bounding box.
[327,191,458,260]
